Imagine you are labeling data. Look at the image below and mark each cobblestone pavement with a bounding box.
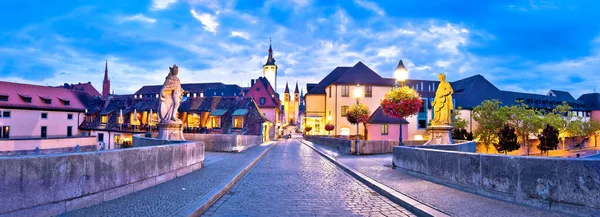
[204,139,415,217]
[306,141,567,217]
[64,143,274,217]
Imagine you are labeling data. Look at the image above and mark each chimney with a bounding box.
[251,79,255,87]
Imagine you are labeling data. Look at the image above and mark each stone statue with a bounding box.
[431,73,453,125]
[158,64,184,123]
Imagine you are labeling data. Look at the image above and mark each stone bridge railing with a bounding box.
[0,136,204,216]
[393,146,600,216]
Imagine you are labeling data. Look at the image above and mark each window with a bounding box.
[41,113,48,119]
[42,98,51,104]
[210,116,221,128]
[0,95,8,101]
[193,92,197,97]
[22,97,32,103]
[67,126,72,137]
[200,92,204,97]
[256,87,260,91]
[233,116,244,128]
[41,126,47,138]
[67,114,73,120]
[1,126,9,139]
[98,133,104,142]
[417,98,428,129]
[381,124,389,135]
[365,86,372,98]
[260,97,266,105]
[156,94,159,98]
[341,85,349,97]
[341,106,349,117]
[329,87,332,98]
[2,111,10,118]
[101,115,107,124]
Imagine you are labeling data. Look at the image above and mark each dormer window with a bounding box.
[156,94,159,98]
[101,115,107,124]
[59,98,70,106]
[0,94,8,102]
[200,92,204,97]
[134,95,138,99]
[19,94,32,103]
[193,92,197,97]
[40,96,52,105]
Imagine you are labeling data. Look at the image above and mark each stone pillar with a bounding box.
[157,122,185,141]
[423,125,454,145]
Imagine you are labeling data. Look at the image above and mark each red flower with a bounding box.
[346,104,371,124]
[380,86,423,119]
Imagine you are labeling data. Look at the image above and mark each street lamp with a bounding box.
[394,60,408,146]
[353,84,363,155]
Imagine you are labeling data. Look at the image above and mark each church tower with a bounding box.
[284,82,291,124]
[102,60,110,97]
[263,39,277,93]
[293,82,300,125]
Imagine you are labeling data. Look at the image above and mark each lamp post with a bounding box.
[353,84,363,155]
[327,116,332,137]
[394,60,408,146]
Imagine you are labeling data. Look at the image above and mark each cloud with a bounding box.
[151,0,178,11]
[353,0,385,15]
[119,14,157,24]
[190,9,219,33]
[231,31,250,40]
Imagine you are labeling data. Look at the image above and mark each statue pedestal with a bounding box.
[157,121,185,141]
[424,125,454,145]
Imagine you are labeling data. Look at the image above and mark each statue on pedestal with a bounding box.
[424,73,454,145]
[159,65,184,124]
[157,64,185,141]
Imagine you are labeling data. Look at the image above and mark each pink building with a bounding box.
[0,81,97,152]
[366,107,409,141]
[245,77,282,139]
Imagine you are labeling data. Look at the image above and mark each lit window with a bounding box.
[200,92,204,97]
[1,126,9,139]
[341,106,349,117]
[381,124,389,135]
[193,92,197,97]
[134,95,138,98]
[341,86,349,97]
[365,86,372,98]
[156,94,159,98]
[340,127,350,136]
[101,115,107,124]
[233,116,244,128]
[210,116,221,128]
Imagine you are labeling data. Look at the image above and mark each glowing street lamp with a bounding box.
[394,60,408,87]
[353,84,363,155]
[394,60,408,146]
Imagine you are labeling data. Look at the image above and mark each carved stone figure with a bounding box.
[158,64,184,123]
[431,73,453,125]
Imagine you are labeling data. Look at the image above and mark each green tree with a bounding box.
[508,101,543,155]
[473,100,509,153]
[575,119,600,148]
[451,106,468,129]
[543,102,573,150]
[538,124,559,155]
[494,124,520,154]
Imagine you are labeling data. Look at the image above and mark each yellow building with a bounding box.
[283,82,300,125]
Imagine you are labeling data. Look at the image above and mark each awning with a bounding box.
[232,109,248,116]
[39,96,52,101]
[210,109,228,116]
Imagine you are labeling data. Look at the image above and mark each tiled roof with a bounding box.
[331,62,389,85]
[306,66,351,95]
[578,93,600,110]
[265,44,276,66]
[0,81,95,112]
[368,106,409,124]
[134,83,244,97]
[58,82,101,97]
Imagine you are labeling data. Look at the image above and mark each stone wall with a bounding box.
[303,136,398,155]
[182,134,263,152]
[392,146,600,216]
[0,137,205,216]
[410,140,476,153]
[0,136,97,153]
[304,136,353,154]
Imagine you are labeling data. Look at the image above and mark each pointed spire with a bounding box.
[284,81,290,93]
[104,60,109,80]
[294,81,299,93]
[265,38,276,66]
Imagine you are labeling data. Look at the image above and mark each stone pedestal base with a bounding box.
[424,125,454,145]
[157,122,185,141]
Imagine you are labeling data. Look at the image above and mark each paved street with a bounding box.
[304,140,568,217]
[204,139,414,217]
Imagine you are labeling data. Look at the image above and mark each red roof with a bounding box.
[0,81,91,112]
[59,82,101,97]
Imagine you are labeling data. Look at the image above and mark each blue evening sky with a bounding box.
[1,0,599,98]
